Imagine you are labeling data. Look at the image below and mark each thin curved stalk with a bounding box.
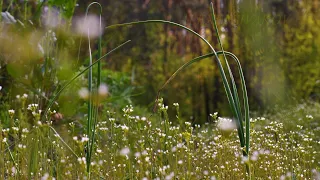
[5,141,19,173]
[157,53,213,95]
[156,51,250,156]
[84,2,103,175]
[210,3,245,153]
[220,52,250,156]
[49,126,79,159]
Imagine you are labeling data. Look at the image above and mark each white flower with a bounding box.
[1,11,16,24]
[77,157,86,164]
[120,147,130,156]
[251,155,258,161]
[145,156,150,162]
[185,122,191,126]
[142,150,148,156]
[210,112,218,119]
[203,170,209,175]
[165,172,174,180]
[306,115,313,119]
[241,156,249,164]
[78,87,89,99]
[75,14,104,38]
[0,86,2,91]
[11,167,16,175]
[8,109,15,115]
[171,146,177,152]
[122,105,134,113]
[41,173,49,180]
[27,104,39,111]
[98,83,108,96]
[22,128,29,133]
[121,124,129,131]
[210,176,216,180]
[81,135,89,142]
[217,117,236,131]
[134,152,141,157]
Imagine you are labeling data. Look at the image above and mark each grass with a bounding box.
[105,2,251,175]
[106,17,251,177]
[1,99,319,179]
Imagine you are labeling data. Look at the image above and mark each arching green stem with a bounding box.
[106,19,245,152]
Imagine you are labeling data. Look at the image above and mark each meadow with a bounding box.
[0,1,319,179]
[1,98,319,179]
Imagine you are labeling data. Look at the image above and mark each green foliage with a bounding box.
[47,0,78,19]
[0,98,319,179]
[100,69,135,106]
[281,2,320,100]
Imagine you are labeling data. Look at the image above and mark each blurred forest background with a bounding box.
[1,0,319,124]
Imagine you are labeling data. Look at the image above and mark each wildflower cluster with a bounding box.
[0,99,319,179]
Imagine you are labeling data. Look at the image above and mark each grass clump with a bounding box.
[106,2,251,175]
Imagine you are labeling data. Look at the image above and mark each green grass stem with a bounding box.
[156,50,251,176]
[209,3,250,176]
[84,2,103,176]
[210,3,245,147]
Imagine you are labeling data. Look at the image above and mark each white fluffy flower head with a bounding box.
[217,117,236,131]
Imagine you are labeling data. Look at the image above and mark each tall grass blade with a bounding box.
[157,51,249,131]
[209,6,250,176]
[85,3,94,174]
[210,2,244,140]
[84,2,103,176]
[156,50,251,176]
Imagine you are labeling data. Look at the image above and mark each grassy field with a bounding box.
[1,99,319,179]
